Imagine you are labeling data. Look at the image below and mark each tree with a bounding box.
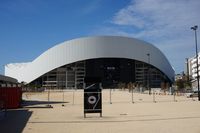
[175,72,192,92]
[175,79,184,92]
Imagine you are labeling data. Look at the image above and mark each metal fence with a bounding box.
[22,89,197,106]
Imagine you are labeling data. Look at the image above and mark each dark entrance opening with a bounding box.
[85,58,135,88]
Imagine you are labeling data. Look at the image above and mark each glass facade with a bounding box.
[31,58,171,89]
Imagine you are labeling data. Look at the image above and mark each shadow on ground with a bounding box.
[22,100,68,108]
[0,109,32,133]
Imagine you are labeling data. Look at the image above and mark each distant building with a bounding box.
[186,53,200,89]
[175,74,183,81]
[5,36,174,89]
[0,74,18,87]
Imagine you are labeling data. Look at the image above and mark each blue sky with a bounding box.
[0,0,200,75]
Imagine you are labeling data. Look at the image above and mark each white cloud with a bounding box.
[93,0,200,73]
[112,0,200,36]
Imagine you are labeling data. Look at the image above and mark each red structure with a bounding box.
[0,87,22,109]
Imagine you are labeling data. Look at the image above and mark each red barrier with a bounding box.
[0,87,22,109]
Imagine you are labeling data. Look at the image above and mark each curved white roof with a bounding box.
[5,36,174,83]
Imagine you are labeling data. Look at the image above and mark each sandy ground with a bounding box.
[1,89,200,133]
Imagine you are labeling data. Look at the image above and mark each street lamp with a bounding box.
[147,53,151,95]
[191,25,200,101]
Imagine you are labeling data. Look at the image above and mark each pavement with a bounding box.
[1,89,200,133]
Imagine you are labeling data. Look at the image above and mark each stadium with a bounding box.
[5,36,174,89]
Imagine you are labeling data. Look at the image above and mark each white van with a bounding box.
[186,90,200,98]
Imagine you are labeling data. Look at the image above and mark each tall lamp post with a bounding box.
[147,53,151,95]
[191,25,200,101]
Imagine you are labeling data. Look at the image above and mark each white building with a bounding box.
[187,52,200,89]
[0,74,18,87]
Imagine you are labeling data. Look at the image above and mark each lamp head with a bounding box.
[191,25,198,30]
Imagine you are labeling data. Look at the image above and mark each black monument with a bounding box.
[84,77,102,118]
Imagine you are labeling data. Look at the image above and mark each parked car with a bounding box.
[186,90,200,98]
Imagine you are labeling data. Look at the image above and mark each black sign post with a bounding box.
[84,77,102,118]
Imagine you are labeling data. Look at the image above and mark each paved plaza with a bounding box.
[1,89,200,133]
